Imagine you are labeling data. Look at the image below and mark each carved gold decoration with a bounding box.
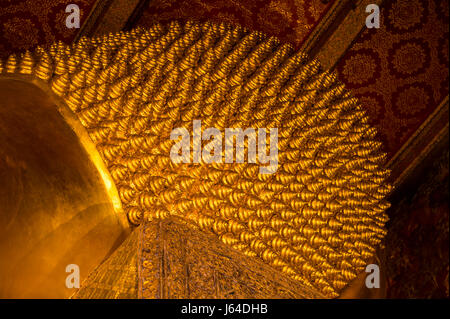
[1,21,391,298]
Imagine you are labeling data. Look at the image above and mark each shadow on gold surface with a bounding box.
[0,76,130,298]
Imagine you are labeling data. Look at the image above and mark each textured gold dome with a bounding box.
[1,20,391,298]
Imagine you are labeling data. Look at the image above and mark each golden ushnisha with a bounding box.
[1,20,391,298]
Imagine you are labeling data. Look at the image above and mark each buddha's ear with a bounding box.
[0,75,130,298]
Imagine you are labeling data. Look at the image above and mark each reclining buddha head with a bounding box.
[0,21,391,299]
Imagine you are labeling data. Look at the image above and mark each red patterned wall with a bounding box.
[336,0,449,158]
[386,140,449,298]
[0,0,97,59]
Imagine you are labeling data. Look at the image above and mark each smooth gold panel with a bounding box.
[0,76,130,298]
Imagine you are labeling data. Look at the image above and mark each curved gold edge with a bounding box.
[0,73,131,231]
